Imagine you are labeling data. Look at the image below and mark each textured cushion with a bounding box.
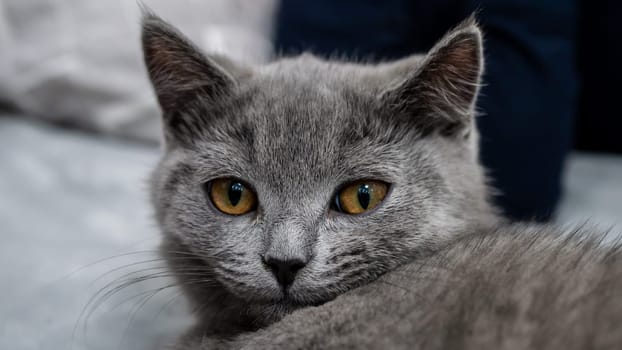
[0,0,275,143]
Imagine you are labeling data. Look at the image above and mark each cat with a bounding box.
[142,12,622,350]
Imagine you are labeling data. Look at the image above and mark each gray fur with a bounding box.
[142,13,621,349]
[176,224,622,349]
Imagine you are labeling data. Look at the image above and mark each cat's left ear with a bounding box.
[379,18,483,137]
[141,13,250,146]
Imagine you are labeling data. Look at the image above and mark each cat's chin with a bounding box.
[225,278,338,309]
[246,296,325,326]
[250,293,321,309]
[241,289,332,322]
[275,286,339,308]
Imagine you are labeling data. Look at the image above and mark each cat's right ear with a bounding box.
[378,17,483,138]
[141,14,245,146]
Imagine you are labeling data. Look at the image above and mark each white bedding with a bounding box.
[0,117,187,350]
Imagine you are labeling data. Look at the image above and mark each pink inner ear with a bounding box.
[425,31,482,109]
[378,23,482,136]
[142,15,235,116]
[142,14,240,148]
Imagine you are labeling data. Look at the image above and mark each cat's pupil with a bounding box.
[358,184,371,209]
[228,182,243,206]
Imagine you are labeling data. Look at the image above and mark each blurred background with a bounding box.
[0,0,620,349]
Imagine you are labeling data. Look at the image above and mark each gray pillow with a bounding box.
[0,0,275,143]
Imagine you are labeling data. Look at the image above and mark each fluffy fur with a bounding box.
[142,13,622,350]
[176,224,622,349]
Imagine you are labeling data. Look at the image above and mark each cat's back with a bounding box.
[215,223,622,350]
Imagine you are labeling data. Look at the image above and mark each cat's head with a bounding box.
[144,14,497,319]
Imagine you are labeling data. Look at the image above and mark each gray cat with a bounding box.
[143,13,622,350]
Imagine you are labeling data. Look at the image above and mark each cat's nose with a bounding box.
[263,256,306,289]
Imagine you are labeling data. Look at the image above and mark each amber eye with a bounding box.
[333,180,389,215]
[206,178,257,216]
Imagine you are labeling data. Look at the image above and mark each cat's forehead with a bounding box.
[241,60,374,138]
[216,57,412,172]
[236,82,361,184]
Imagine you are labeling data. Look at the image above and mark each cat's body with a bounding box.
[175,224,622,350]
[141,12,622,350]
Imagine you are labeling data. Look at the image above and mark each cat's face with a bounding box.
[144,15,495,315]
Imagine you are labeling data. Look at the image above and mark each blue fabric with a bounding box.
[275,0,579,221]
